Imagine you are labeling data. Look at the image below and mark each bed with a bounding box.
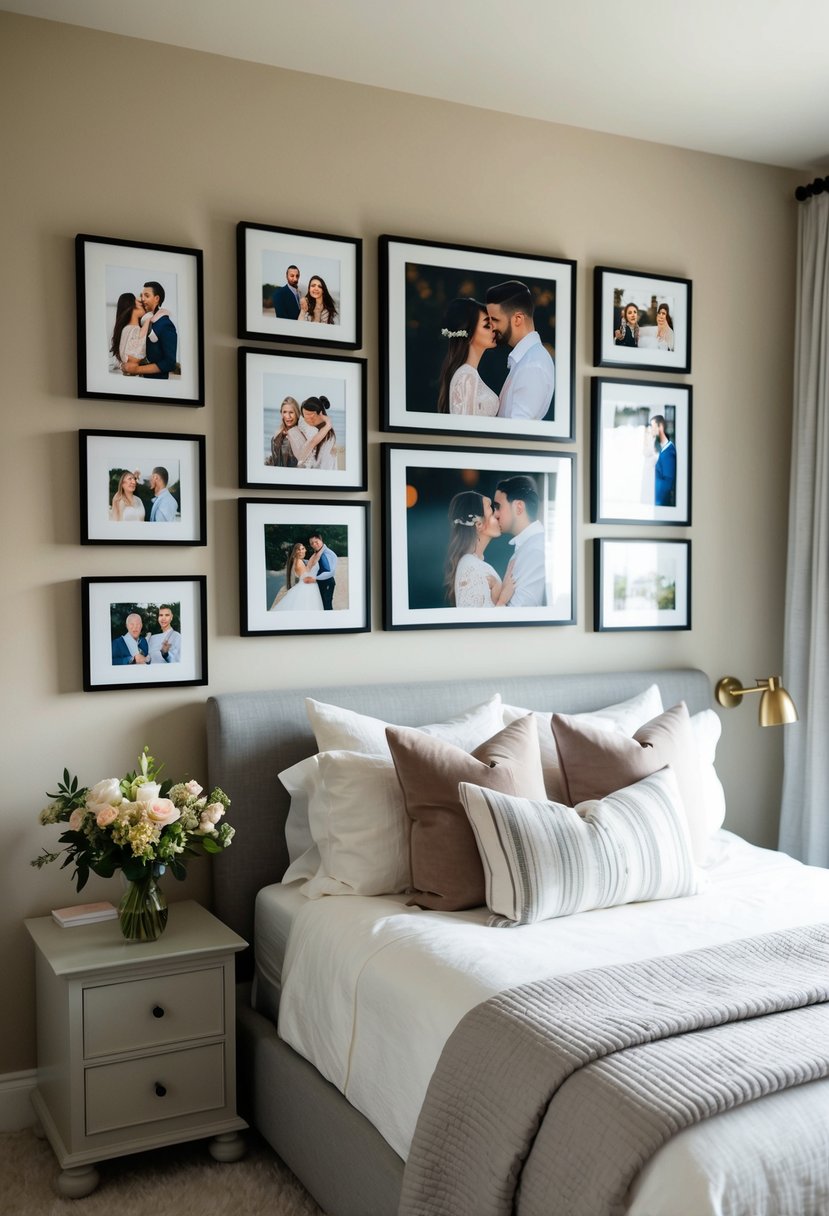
[207,668,829,1216]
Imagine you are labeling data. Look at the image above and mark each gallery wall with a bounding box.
[0,12,800,1078]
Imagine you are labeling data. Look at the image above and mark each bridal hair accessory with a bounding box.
[452,514,481,527]
[441,328,469,339]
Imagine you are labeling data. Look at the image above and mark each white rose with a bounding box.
[185,780,203,797]
[134,781,162,804]
[146,797,181,827]
[87,778,122,809]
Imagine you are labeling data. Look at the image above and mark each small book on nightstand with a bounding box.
[51,901,118,927]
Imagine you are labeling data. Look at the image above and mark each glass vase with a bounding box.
[118,871,168,942]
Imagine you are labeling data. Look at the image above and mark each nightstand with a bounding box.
[26,899,248,1197]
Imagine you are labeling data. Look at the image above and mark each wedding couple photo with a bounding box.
[383,445,575,631]
[265,525,347,613]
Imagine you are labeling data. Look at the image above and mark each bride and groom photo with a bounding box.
[266,526,346,614]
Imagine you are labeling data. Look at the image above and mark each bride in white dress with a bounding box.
[110,470,146,522]
[436,298,499,418]
[445,491,515,608]
[272,542,324,612]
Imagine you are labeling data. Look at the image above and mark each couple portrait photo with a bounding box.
[109,463,180,523]
[591,379,691,526]
[110,279,179,379]
[239,500,369,637]
[382,445,575,631]
[237,220,362,350]
[80,430,205,546]
[265,391,342,472]
[380,236,575,441]
[110,602,182,666]
[76,234,204,405]
[266,525,346,613]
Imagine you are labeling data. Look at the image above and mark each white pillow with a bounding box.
[689,709,726,839]
[461,768,698,927]
[281,695,504,867]
[294,751,408,898]
[502,684,665,802]
[305,694,504,756]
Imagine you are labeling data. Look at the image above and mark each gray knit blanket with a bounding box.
[399,923,829,1216]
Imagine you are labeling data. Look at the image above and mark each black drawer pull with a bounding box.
[155,1083,167,1098]
[152,1005,165,1019]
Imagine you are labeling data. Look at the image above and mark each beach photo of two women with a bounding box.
[382,445,575,631]
[239,349,367,491]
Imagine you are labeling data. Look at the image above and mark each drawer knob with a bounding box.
[155,1083,167,1098]
[152,1005,165,1019]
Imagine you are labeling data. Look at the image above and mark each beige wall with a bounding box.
[0,13,799,1075]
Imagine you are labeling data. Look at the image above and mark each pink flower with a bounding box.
[96,806,118,828]
[145,798,181,827]
[185,780,203,797]
[68,808,84,831]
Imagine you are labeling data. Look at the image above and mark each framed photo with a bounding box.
[593,265,692,374]
[237,221,361,349]
[82,576,208,691]
[79,430,206,544]
[75,234,204,405]
[239,499,370,636]
[238,348,366,490]
[382,444,575,631]
[590,379,692,525]
[594,539,691,632]
[380,235,576,441]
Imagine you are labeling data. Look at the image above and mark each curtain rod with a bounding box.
[795,176,829,201]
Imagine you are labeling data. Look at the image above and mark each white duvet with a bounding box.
[273,832,829,1215]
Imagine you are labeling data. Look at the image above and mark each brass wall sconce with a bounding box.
[715,675,799,727]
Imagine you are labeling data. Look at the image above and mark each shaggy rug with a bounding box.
[2,1127,325,1216]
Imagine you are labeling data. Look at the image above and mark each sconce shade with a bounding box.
[715,675,798,727]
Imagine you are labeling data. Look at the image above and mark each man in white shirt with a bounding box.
[147,605,182,664]
[492,475,547,607]
[486,281,555,421]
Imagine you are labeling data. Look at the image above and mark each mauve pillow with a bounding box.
[551,702,707,862]
[386,714,545,912]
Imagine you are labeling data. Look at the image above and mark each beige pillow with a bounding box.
[551,702,707,861]
[386,714,545,912]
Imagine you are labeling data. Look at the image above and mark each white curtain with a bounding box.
[779,192,829,865]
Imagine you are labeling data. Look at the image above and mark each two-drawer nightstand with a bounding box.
[25,899,248,1197]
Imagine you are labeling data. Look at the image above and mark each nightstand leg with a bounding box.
[208,1131,246,1162]
[56,1164,100,1198]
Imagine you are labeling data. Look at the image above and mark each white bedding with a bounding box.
[270,832,829,1214]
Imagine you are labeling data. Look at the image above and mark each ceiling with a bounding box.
[4,0,828,172]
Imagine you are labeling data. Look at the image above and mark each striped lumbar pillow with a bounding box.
[459,767,698,927]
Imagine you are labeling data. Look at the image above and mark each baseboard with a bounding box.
[0,1070,36,1131]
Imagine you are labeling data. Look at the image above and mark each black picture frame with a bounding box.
[79,430,206,545]
[593,265,692,374]
[238,348,367,491]
[590,379,692,525]
[81,576,208,691]
[238,498,370,636]
[382,443,576,631]
[380,234,576,441]
[75,233,204,405]
[237,221,362,349]
[593,539,691,632]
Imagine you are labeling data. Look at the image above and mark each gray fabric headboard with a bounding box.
[207,668,712,951]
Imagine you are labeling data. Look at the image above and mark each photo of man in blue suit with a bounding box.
[272,264,302,320]
[650,415,677,507]
[111,612,149,665]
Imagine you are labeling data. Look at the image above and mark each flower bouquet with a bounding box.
[32,748,233,941]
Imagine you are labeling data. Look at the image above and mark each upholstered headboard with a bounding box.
[207,668,713,949]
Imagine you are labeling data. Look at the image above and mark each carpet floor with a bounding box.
[2,1127,325,1216]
